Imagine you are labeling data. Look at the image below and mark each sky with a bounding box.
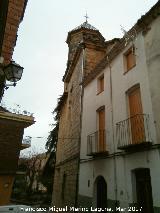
[2,0,158,153]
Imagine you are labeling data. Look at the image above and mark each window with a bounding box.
[97,74,104,94]
[124,46,136,72]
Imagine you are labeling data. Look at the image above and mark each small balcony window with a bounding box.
[97,74,104,94]
[124,46,136,72]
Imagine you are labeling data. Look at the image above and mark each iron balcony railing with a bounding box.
[87,130,108,156]
[116,114,152,150]
[21,136,31,148]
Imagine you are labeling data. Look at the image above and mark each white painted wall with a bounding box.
[79,150,160,207]
[144,16,160,144]
[80,31,157,159]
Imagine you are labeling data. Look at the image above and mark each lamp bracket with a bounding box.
[0,67,4,76]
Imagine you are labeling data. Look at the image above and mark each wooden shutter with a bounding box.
[100,76,104,92]
[128,87,145,144]
[126,48,136,71]
[98,108,105,151]
[129,87,143,116]
[98,75,104,94]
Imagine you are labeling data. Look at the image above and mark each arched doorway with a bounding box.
[95,176,107,208]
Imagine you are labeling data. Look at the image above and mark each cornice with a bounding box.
[0,110,35,127]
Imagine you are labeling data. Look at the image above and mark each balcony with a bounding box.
[87,130,108,156]
[21,136,31,150]
[116,114,152,151]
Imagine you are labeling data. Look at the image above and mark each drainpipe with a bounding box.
[75,42,86,207]
[107,56,118,208]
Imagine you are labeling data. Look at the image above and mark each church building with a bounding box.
[52,18,114,207]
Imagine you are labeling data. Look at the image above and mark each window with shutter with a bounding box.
[97,74,104,94]
[124,46,136,72]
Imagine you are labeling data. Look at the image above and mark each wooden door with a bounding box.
[128,87,145,144]
[135,169,154,213]
[97,176,107,208]
[98,108,105,152]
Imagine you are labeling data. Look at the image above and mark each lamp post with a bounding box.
[0,59,23,102]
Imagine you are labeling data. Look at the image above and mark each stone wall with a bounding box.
[53,158,79,207]
[0,117,24,205]
[52,52,83,208]
[84,47,105,77]
[0,119,24,173]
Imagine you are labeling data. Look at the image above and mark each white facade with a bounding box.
[78,13,160,212]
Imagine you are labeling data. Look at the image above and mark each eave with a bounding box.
[63,46,82,82]
[20,0,28,22]
[0,111,35,128]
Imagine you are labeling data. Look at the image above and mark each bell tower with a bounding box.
[63,20,106,82]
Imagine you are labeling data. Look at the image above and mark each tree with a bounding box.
[45,93,66,153]
[39,94,66,203]
[16,148,46,196]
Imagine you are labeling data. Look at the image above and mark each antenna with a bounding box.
[120,25,137,47]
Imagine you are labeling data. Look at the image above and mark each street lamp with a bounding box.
[0,61,23,88]
[0,59,23,102]
[3,60,24,87]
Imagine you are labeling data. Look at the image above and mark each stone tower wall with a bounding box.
[52,27,106,209]
[52,53,83,207]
